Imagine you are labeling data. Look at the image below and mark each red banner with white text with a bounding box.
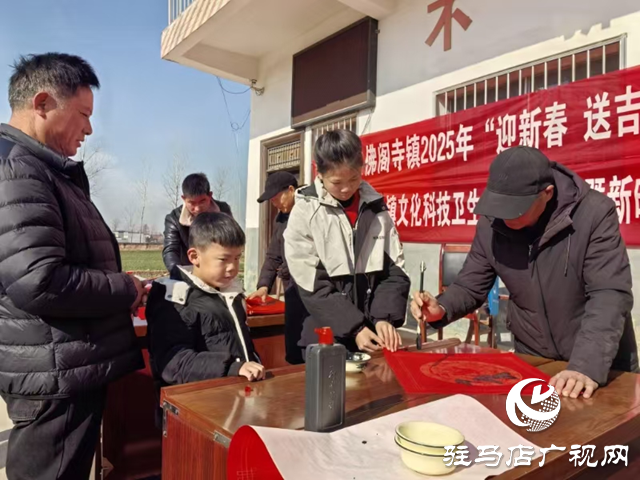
[361,66,640,245]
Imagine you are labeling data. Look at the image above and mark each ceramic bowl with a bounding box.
[345,352,371,373]
[394,436,456,476]
[395,434,448,456]
[395,421,464,454]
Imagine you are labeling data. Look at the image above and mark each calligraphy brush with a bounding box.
[416,261,426,350]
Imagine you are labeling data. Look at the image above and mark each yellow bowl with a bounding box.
[395,421,464,451]
[394,436,456,476]
[395,434,450,456]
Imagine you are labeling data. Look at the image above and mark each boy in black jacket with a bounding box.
[147,212,264,386]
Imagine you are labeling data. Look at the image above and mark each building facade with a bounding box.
[162,0,640,338]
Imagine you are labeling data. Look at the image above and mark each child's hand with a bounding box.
[239,361,266,382]
[356,327,384,353]
[375,321,402,352]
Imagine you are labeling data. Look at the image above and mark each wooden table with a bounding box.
[160,340,640,479]
[95,313,288,479]
[247,313,288,370]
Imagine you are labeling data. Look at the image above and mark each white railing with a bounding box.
[168,0,196,24]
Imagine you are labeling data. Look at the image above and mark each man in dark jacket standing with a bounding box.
[412,146,638,400]
[0,54,146,479]
[248,171,307,364]
[162,172,232,275]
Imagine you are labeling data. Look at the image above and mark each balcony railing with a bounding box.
[168,0,196,24]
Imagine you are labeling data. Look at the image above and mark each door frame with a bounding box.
[258,131,305,287]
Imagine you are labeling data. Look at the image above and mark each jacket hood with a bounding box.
[549,162,590,220]
[298,177,383,208]
[176,201,223,227]
[176,265,244,297]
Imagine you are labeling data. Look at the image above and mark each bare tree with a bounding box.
[111,217,121,232]
[163,152,188,210]
[137,160,151,238]
[124,205,138,233]
[211,166,231,201]
[76,141,112,196]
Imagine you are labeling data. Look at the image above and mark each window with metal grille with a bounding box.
[311,114,358,147]
[435,38,624,116]
[266,140,301,173]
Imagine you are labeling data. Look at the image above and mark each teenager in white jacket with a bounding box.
[284,129,410,357]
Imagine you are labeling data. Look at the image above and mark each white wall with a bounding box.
[370,0,640,133]
[246,6,364,230]
[243,7,364,290]
[244,0,640,333]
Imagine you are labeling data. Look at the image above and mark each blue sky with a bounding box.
[0,0,251,231]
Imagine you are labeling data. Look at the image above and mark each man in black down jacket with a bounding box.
[162,172,232,276]
[0,54,145,480]
[412,147,638,400]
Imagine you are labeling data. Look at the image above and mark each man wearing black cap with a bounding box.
[411,146,638,400]
[249,171,307,364]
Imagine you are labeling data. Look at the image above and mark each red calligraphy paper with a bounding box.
[384,351,551,395]
[227,425,284,480]
[246,296,285,316]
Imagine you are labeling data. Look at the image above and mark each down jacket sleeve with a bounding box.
[162,212,183,274]
[257,218,287,290]
[368,217,410,328]
[146,283,242,385]
[284,200,366,339]
[567,203,633,385]
[0,162,137,318]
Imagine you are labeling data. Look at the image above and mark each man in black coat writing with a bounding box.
[412,147,638,400]
[0,53,146,479]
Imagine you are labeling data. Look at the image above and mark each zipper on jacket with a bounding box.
[531,255,562,360]
[340,199,367,308]
[351,201,369,310]
[225,294,250,363]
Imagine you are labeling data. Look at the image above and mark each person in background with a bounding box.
[411,146,638,400]
[147,212,265,387]
[284,129,410,357]
[0,53,145,480]
[163,172,232,276]
[248,171,307,364]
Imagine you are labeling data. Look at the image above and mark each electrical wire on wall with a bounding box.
[216,76,251,227]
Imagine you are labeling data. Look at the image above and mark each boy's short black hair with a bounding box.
[9,53,100,111]
[314,129,364,175]
[182,173,210,198]
[189,212,245,250]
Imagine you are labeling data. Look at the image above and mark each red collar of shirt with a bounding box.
[341,191,360,228]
